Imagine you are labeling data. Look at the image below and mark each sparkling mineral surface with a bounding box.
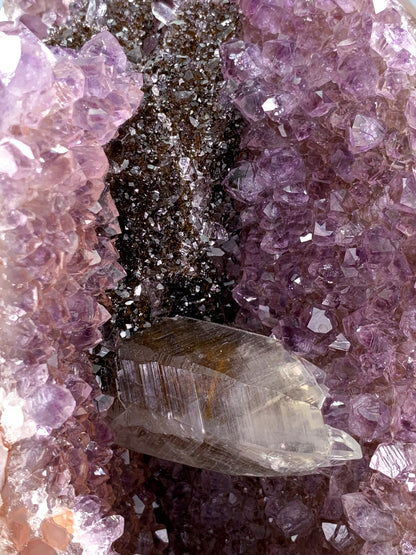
[219,0,416,551]
[109,317,361,476]
[0,11,142,554]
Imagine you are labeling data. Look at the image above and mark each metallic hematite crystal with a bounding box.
[108,318,361,476]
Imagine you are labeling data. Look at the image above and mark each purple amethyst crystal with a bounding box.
[0,15,142,553]
[222,0,416,549]
[273,499,314,538]
[2,0,71,38]
[342,492,398,542]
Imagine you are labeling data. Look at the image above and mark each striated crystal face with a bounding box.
[108,318,361,476]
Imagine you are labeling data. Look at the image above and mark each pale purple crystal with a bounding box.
[27,383,76,429]
[0,15,142,554]
[342,492,398,542]
[349,114,386,152]
[2,0,71,38]
[348,393,390,441]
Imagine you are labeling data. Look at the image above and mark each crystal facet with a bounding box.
[108,317,361,476]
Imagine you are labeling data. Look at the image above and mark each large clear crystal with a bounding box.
[108,318,361,476]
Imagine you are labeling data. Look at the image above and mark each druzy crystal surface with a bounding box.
[109,317,361,476]
[0,14,142,554]
[219,0,416,551]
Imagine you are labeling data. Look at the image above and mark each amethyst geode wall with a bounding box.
[222,0,416,551]
[0,20,142,553]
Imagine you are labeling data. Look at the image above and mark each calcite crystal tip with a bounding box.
[108,318,361,476]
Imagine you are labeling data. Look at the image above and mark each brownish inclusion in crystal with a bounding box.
[108,318,361,476]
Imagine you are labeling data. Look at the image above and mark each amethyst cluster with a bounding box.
[0,18,142,554]
[2,0,71,38]
[222,0,416,550]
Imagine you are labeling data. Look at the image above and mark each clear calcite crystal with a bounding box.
[109,318,361,476]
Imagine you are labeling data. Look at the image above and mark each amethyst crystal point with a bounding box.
[0,15,142,553]
[108,317,361,476]
[342,492,399,543]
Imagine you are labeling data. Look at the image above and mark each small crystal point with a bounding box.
[108,318,361,476]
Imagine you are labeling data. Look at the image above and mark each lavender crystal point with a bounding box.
[349,114,386,153]
[109,318,361,476]
[222,0,416,548]
[0,14,142,554]
[342,492,399,543]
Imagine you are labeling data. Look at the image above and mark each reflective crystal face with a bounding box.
[108,318,362,476]
[399,0,416,18]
